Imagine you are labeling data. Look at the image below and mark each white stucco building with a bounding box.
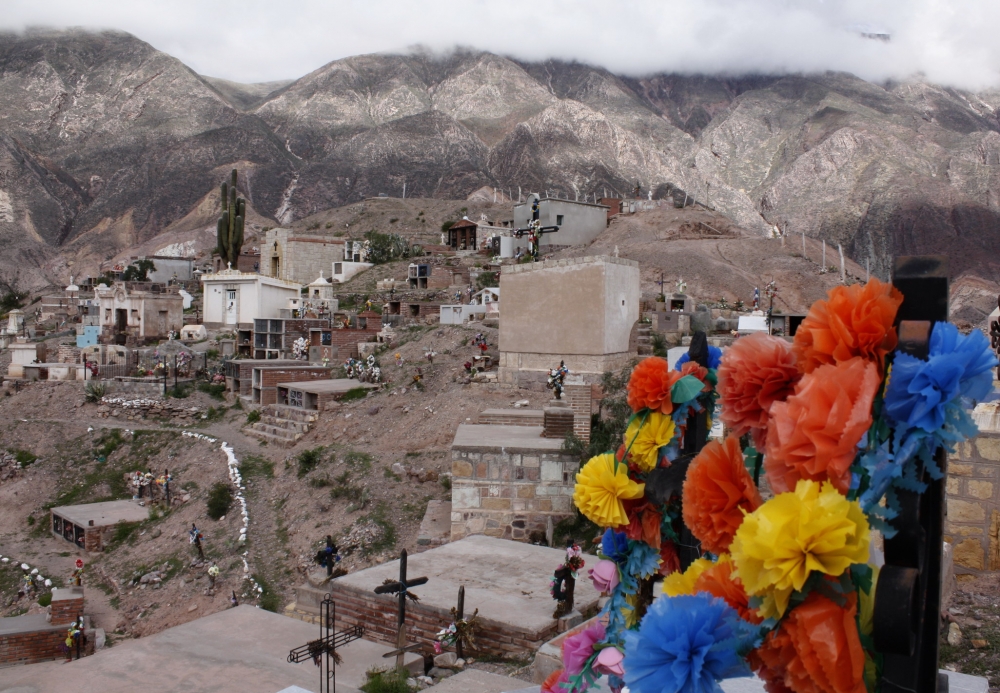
[200,269,302,328]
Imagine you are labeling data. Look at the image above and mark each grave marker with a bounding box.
[287,593,364,693]
[373,549,428,668]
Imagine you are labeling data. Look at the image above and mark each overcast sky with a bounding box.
[5,0,1000,89]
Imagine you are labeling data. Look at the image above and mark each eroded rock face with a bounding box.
[3,30,1000,290]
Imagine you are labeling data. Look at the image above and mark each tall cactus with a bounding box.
[217,168,245,268]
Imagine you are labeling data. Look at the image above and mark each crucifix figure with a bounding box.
[288,594,364,693]
[374,549,428,668]
[656,272,666,301]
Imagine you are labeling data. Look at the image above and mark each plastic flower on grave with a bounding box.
[662,557,714,596]
[562,621,606,677]
[764,358,880,494]
[717,333,800,449]
[753,592,867,693]
[601,528,630,564]
[623,593,751,693]
[884,321,997,434]
[593,646,626,677]
[623,412,676,473]
[792,278,903,375]
[541,669,570,693]
[627,357,681,414]
[691,555,762,625]
[573,454,645,529]
[588,559,620,595]
[682,435,763,555]
[730,480,870,620]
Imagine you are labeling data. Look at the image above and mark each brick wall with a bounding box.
[50,589,84,625]
[315,583,558,657]
[562,384,592,442]
[0,623,71,666]
[946,432,1000,572]
[255,367,331,406]
[57,345,82,364]
[450,448,578,542]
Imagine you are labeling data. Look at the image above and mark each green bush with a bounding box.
[341,387,371,403]
[12,449,37,467]
[246,409,261,424]
[168,384,191,398]
[206,349,220,360]
[296,447,325,478]
[84,382,107,403]
[206,482,233,520]
[198,382,226,400]
[361,667,415,693]
[240,455,274,479]
[38,593,52,608]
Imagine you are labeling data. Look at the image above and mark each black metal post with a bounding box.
[873,256,949,693]
[164,468,171,506]
[398,549,407,627]
[455,585,465,660]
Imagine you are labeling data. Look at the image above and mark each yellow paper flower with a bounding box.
[661,557,716,596]
[573,454,645,528]
[730,479,870,619]
[624,592,640,628]
[624,412,677,473]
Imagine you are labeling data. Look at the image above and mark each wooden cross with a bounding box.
[287,594,364,693]
[374,549,428,668]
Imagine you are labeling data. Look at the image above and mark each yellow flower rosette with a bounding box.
[573,453,645,528]
[623,412,676,473]
[730,479,870,619]
[661,556,715,596]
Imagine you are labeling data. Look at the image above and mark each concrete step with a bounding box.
[259,416,311,434]
[251,422,307,439]
[262,404,319,424]
[245,426,302,448]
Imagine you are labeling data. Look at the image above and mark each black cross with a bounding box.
[872,256,949,693]
[454,585,465,660]
[374,549,428,668]
[288,594,364,693]
[656,271,666,300]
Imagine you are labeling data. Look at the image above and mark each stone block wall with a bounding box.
[450,447,578,541]
[563,384,592,442]
[946,432,1000,572]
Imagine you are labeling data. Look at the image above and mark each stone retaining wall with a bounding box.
[946,431,1000,572]
[450,446,578,542]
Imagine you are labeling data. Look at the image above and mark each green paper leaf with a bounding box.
[671,374,704,403]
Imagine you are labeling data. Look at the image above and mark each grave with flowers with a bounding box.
[541,257,993,693]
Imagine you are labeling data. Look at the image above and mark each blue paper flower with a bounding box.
[623,540,662,579]
[623,593,751,693]
[602,529,630,564]
[675,346,722,372]
[884,322,996,433]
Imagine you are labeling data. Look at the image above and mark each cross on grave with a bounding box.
[373,549,428,668]
[287,593,364,693]
[454,585,465,660]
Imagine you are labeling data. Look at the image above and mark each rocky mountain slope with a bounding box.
[2,29,1000,288]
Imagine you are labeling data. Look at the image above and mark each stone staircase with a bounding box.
[245,404,319,447]
[636,323,654,355]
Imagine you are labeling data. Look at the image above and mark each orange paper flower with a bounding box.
[717,333,800,449]
[627,357,681,414]
[793,278,902,374]
[754,592,867,693]
[764,358,879,494]
[692,556,762,624]
[682,435,763,555]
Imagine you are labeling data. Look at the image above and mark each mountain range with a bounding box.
[2,28,1000,290]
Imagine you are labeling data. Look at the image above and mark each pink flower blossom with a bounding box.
[562,621,606,677]
[588,560,620,594]
[593,646,625,677]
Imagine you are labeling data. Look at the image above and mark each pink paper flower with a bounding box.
[588,560,620,595]
[562,621,606,677]
[593,646,626,677]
